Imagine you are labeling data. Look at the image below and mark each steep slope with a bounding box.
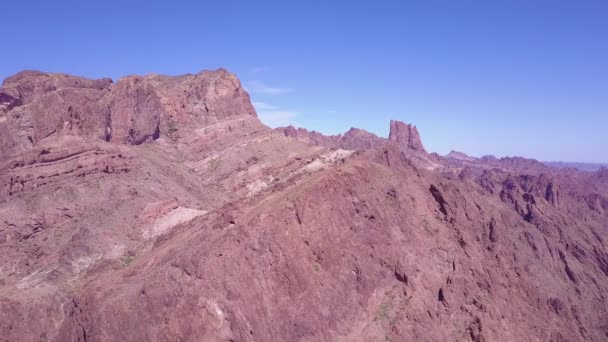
[0,69,607,342]
[0,69,330,341]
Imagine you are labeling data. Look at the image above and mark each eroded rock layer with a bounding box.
[0,69,607,342]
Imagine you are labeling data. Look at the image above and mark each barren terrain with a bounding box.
[1,69,607,341]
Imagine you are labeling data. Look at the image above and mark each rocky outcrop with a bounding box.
[109,76,162,144]
[278,120,427,153]
[0,136,133,199]
[0,69,257,157]
[0,71,113,155]
[277,122,444,171]
[147,69,256,129]
[388,119,426,152]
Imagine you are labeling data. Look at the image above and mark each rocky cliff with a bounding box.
[0,69,258,157]
[1,69,607,342]
[388,119,426,152]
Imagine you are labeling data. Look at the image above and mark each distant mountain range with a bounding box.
[544,161,607,172]
[445,150,607,173]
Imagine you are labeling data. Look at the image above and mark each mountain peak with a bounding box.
[0,68,258,156]
[388,120,426,152]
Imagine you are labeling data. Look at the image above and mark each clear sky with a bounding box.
[2,1,607,163]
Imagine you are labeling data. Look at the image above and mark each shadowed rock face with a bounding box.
[1,69,608,342]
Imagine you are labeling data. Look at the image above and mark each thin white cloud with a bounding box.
[252,101,279,110]
[246,80,293,95]
[258,110,298,127]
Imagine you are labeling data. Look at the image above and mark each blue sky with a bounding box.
[2,1,607,163]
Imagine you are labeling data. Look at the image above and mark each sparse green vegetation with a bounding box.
[121,255,135,266]
[167,120,178,134]
[373,302,392,322]
[421,218,433,234]
[421,216,441,234]
[23,195,40,208]
[64,187,78,201]
[208,157,222,171]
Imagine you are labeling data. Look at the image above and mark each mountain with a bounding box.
[544,161,608,172]
[445,150,477,162]
[1,69,607,341]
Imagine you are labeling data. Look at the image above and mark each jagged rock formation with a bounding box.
[388,119,426,152]
[0,69,607,342]
[277,119,441,171]
[277,125,385,150]
[278,120,427,153]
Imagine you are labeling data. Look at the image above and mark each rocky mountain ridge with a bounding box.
[544,161,608,172]
[278,120,425,152]
[0,69,258,157]
[1,69,607,342]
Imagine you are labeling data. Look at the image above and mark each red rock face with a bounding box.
[0,72,113,154]
[1,69,607,342]
[0,69,256,157]
[110,76,162,144]
[388,119,426,152]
